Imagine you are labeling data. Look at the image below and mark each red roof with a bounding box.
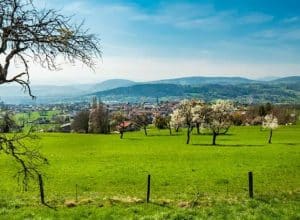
[119,121,132,128]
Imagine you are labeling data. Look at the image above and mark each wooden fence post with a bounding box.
[146,174,151,203]
[76,184,78,202]
[248,171,253,198]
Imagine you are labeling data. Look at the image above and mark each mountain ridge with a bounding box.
[1,75,299,104]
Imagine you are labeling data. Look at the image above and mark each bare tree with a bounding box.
[88,99,110,134]
[0,0,101,205]
[110,111,128,139]
[0,0,101,97]
[131,112,152,136]
[0,129,48,191]
[153,113,172,135]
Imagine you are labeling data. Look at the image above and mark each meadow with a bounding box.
[0,125,299,219]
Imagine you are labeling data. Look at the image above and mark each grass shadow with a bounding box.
[192,143,264,147]
[193,133,235,136]
[148,134,181,137]
[124,138,143,141]
[278,143,299,146]
[218,144,264,147]
[148,201,173,209]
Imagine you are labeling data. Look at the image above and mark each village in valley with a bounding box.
[0,98,297,135]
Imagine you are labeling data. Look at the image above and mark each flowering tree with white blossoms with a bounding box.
[171,100,204,144]
[206,100,234,145]
[170,109,184,132]
[262,114,278,144]
[191,100,206,134]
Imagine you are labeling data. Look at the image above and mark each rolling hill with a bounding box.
[269,76,300,84]
[91,81,300,104]
[1,76,299,104]
[152,76,256,85]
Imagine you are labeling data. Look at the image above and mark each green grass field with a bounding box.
[0,125,299,219]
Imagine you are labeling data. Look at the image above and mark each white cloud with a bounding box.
[26,56,300,85]
[20,0,299,85]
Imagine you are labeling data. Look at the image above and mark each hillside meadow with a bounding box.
[0,125,299,219]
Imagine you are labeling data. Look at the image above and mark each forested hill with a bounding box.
[151,76,256,85]
[269,76,300,84]
[93,84,185,97]
[91,82,300,103]
[1,76,299,104]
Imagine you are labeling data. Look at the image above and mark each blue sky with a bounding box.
[31,0,300,84]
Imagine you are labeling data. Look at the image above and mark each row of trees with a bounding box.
[168,100,233,145]
[71,98,110,134]
[232,103,297,126]
[167,100,279,145]
[71,99,282,144]
[71,98,153,139]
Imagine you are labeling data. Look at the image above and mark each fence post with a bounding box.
[146,174,151,203]
[248,171,253,198]
[76,184,78,202]
[38,174,45,204]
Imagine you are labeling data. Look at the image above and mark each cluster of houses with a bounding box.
[2,101,179,133]
[3,100,296,133]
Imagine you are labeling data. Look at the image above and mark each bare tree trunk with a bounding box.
[38,174,45,205]
[168,125,172,136]
[212,131,217,145]
[175,127,179,132]
[268,129,273,144]
[144,127,148,136]
[120,130,124,139]
[186,125,191,144]
[196,123,200,135]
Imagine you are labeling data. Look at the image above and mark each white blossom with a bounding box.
[191,101,206,124]
[263,114,278,130]
[170,108,185,129]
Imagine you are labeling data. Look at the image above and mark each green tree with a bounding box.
[71,110,90,133]
[0,111,16,133]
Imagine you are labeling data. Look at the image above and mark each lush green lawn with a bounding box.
[0,125,299,219]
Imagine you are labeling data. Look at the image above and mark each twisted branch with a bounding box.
[0,0,102,98]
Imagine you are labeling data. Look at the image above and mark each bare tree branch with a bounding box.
[0,127,48,191]
[0,0,102,98]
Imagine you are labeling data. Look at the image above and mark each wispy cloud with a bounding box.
[63,1,92,15]
[238,13,274,24]
[129,3,236,31]
[174,11,235,30]
[252,27,300,41]
[281,16,299,23]
[29,0,300,83]
[130,3,275,30]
